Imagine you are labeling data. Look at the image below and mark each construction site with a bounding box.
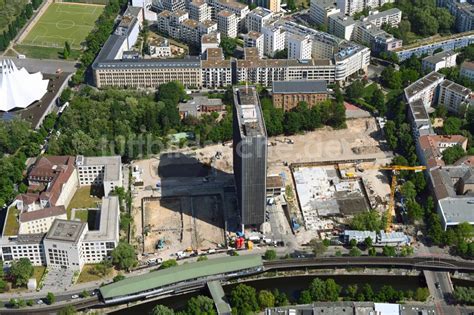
[130,117,394,258]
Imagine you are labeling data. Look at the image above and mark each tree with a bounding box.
[9,258,33,287]
[45,292,55,305]
[361,284,374,301]
[308,239,327,256]
[324,279,341,301]
[273,289,289,306]
[443,117,463,135]
[63,41,71,59]
[264,249,277,260]
[371,88,386,115]
[349,247,362,256]
[368,247,377,256]
[111,242,137,271]
[80,290,89,298]
[150,305,175,315]
[60,87,72,104]
[364,237,373,248]
[197,255,208,262]
[414,288,430,301]
[160,259,178,269]
[299,290,312,304]
[345,80,364,99]
[350,211,384,231]
[346,284,358,300]
[382,245,396,257]
[58,305,76,315]
[349,239,358,248]
[273,48,288,59]
[406,199,424,222]
[381,66,401,90]
[185,295,216,315]
[113,274,126,282]
[309,278,327,301]
[230,284,259,314]
[258,290,275,309]
[219,37,237,58]
[442,145,466,165]
[401,181,417,200]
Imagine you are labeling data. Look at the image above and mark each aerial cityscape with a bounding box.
[0,0,474,314]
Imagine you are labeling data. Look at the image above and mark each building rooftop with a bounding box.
[0,233,45,246]
[201,32,220,44]
[200,19,217,28]
[244,47,260,59]
[218,0,248,10]
[440,79,472,96]
[267,175,284,189]
[461,60,474,71]
[272,80,328,94]
[362,8,401,22]
[45,219,87,244]
[249,6,273,17]
[234,86,267,138]
[19,206,66,223]
[182,18,199,29]
[440,197,474,225]
[404,71,445,100]
[329,13,355,26]
[218,9,235,17]
[76,155,122,182]
[205,47,224,60]
[84,196,119,242]
[246,31,263,40]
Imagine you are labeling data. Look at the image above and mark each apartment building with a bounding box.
[243,31,265,58]
[328,13,355,40]
[209,0,249,31]
[404,71,445,108]
[217,10,238,37]
[246,6,273,33]
[310,0,340,25]
[460,60,474,81]
[149,38,172,58]
[394,31,474,61]
[422,51,458,72]
[75,155,122,197]
[438,79,472,114]
[201,48,233,87]
[288,34,313,59]
[189,0,211,22]
[201,32,221,53]
[261,24,286,57]
[18,206,67,235]
[336,0,394,16]
[254,0,281,12]
[353,21,402,53]
[361,8,401,28]
[162,0,186,11]
[272,80,329,110]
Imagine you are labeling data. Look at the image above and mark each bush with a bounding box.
[264,249,277,261]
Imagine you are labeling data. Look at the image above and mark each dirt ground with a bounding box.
[142,195,225,256]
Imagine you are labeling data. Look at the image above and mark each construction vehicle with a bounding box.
[361,164,426,231]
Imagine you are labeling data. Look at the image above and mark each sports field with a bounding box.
[21,3,104,49]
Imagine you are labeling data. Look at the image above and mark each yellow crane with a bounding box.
[359,164,426,231]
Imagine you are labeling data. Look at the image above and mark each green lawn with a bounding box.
[74,209,89,222]
[362,83,378,101]
[77,264,111,284]
[67,186,101,219]
[33,266,46,285]
[22,3,104,49]
[13,44,81,60]
[3,207,19,236]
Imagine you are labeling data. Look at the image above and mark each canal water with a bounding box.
[111,274,427,314]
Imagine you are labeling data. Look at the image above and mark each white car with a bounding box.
[71,294,80,299]
[36,299,43,305]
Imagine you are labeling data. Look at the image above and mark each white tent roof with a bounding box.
[0,59,49,112]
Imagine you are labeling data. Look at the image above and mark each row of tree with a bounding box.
[150,279,430,314]
[0,1,37,51]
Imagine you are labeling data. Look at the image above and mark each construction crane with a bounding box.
[364,165,427,231]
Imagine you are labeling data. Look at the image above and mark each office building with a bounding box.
[246,6,274,33]
[310,0,340,25]
[272,80,329,110]
[19,206,67,235]
[460,60,474,81]
[217,10,238,37]
[0,234,46,267]
[288,34,313,59]
[438,79,472,114]
[243,31,265,57]
[75,155,123,197]
[422,51,458,72]
[233,86,267,226]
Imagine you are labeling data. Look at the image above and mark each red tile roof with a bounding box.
[19,206,66,223]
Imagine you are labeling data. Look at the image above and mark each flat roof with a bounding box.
[440,197,474,224]
[423,50,458,64]
[404,72,445,100]
[77,155,121,182]
[45,219,87,244]
[273,80,327,94]
[234,86,267,138]
[99,255,263,299]
[440,79,471,97]
[84,196,119,242]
